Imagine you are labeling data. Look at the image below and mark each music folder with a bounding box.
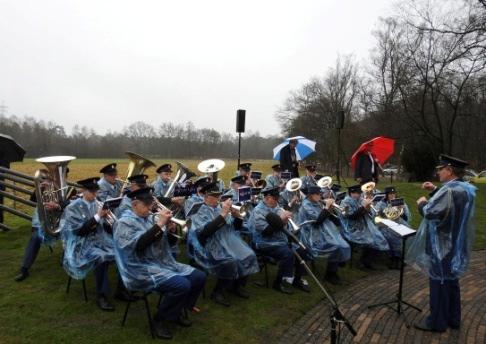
[103,197,123,210]
[238,186,251,203]
[186,202,203,217]
[377,218,416,238]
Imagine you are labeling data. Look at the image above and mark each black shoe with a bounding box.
[359,260,375,271]
[153,319,173,340]
[324,272,343,285]
[272,281,293,294]
[292,278,311,292]
[14,269,29,282]
[174,315,192,327]
[449,322,460,330]
[114,289,138,302]
[210,292,231,307]
[414,319,445,332]
[387,258,401,270]
[97,295,115,311]
[229,286,250,299]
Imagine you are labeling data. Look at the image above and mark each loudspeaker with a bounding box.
[236,109,246,133]
[336,110,345,129]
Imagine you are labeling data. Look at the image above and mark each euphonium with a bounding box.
[285,178,305,207]
[34,156,76,235]
[119,152,156,196]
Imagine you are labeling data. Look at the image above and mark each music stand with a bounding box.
[367,218,422,327]
[282,227,357,343]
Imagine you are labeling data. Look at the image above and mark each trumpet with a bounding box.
[230,204,248,219]
[152,197,189,238]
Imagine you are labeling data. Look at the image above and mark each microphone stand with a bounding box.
[281,226,357,343]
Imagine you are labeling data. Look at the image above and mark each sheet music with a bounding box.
[378,218,416,237]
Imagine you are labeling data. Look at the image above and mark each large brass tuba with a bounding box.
[34,156,76,235]
[118,151,156,196]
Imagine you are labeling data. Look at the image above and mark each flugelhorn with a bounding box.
[152,197,189,238]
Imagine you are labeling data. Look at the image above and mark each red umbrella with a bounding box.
[351,136,395,169]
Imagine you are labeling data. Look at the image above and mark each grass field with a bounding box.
[0,159,484,343]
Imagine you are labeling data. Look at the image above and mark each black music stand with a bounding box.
[283,228,357,343]
[367,220,421,327]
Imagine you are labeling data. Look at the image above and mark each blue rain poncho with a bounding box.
[300,175,317,190]
[97,178,122,201]
[339,195,389,251]
[60,198,115,279]
[406,180,476,281]
[152,177,172,198]
[184,194,203,218]
[265,175,281,189]
[188,203,259,279]
[297,199,350,262]
[375,199,412,255]
[248,201,290,250]
[279,189,301,214]
[31,206,58,246]
[114,194,132,218]
[113,210,194,292]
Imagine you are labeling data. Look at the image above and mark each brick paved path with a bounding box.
[280,250,486,344]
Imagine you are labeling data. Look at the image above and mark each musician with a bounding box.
[228,175,246,201]
[184,176,210,218]
[113,187,205,340]
[238,162,255,187]
[249,186,310,294]
[354,143,380,184]
[301,164,318,190]
[279,184,301,214]
[97,163,122,201]
[115,174,148,217]
[297,186,351,284]
[153,163,185,208]
[61,177,121,311]
[406,155,476,332]
[189,182,259,307]
[14,172,64,282]
[375,186,411,269]
[279,139,300,178]
[340,185,389,270]
[265,164,283,189]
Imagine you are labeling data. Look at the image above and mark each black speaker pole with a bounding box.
[237,132,242,171]
[236,109,246,172]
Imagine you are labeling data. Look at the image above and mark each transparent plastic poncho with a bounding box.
[248,201,290,249]
[60,198,115,279]
[406,180,476,281]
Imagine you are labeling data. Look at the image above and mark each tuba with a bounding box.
[164,161,196,198]
[119,152,156,196]
[34,156,76,235]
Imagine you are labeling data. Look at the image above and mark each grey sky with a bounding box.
[0,0,391,136]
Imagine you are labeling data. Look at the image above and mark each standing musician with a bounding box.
[113,187,205,340]
[249,186,310,294]
[188,182,259,307]
[61,177,124,311]
[375,186,411,269]
[115,174,148,217]
[301,164,318,190]
[153,163,185,208]
[279,139,300,178]
[297,186,351,285]
[406,155,476,333]
[97,163,123,201]
[339,185,389,270]
[14,171,68,282]
[265,164,283,189]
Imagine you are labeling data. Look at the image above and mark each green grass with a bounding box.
[0,160,484,343]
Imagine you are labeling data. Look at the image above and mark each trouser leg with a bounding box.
[94,262,110,296]
[21,228,42,271]
[426,278,449,331]
[448,279,461,327]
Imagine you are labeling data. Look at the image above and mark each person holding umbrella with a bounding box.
[273,136,317,179]
[351,137,395,185]
[279,139,300,178]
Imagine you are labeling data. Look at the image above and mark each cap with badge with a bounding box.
[99,163,117,175]
[305,164,317,172]
[194,176,211,188]
[262,186,280,197]
[127,174,148,185]
[127,186,154,202]
[435,154,469,169]
[77,177,101,191]
[306,185,321,195]
[251,187,262,196]
[271,164,281,171]
[348,184,362,194]
[384,186,397,194]
[331,184,341,193]
[239,162,252,171]
[200,182,222,196]
[156,163,173,174]
[231,175,246,184]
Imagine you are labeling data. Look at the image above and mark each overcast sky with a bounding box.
[0,0,392,136]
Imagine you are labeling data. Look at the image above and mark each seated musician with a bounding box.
[14,170,73,282]
[249,186,310,294]
[188,182,259,307]
[279,185,301,214]
[61,177,125,311]
[375,186,411,269]
[113,187,205,340]
[339,185,389,270]
[228,175,246,202]
[184,176,210,218]
[265,164,283,189]
[300,164,318,190]
[297,186,351,285]
[153,163,185,208]
[238,162,255,187]
[115,174,148,217]
[97,163,122,201]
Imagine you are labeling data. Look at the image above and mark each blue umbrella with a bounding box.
[273,136,316,160]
